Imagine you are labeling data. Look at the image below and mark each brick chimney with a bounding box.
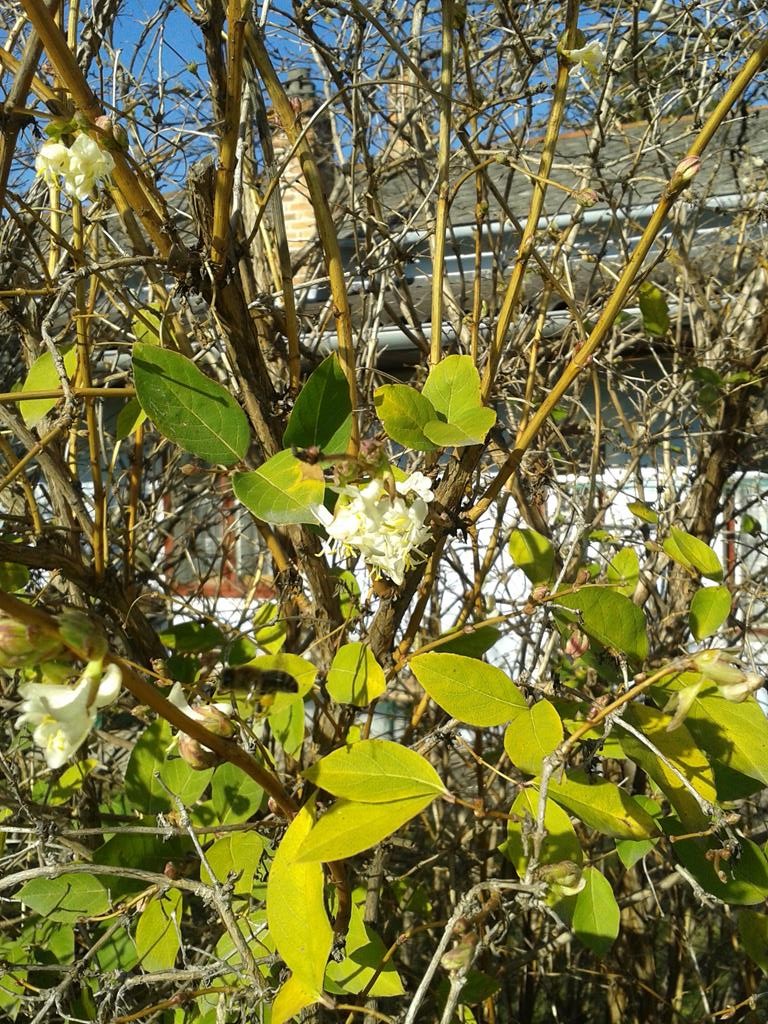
[270,67,335,257]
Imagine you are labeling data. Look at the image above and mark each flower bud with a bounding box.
[531,585,550,603]
[565,630,590,659]
[536,859,586,897]
[0,617,65,668]
[575,188,600,208]
[178,732,220,770]
[57,609,108,661]
[673,154,701,184]
[692,649,763,702]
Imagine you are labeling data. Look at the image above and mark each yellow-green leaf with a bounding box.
[266,797,333,992]
[638,282,670,337]
[504,700,563,776]
[739,910,768,973]
[410,652,525,726]
[501,788,582,876]
[627,500,658,524]
[663,526,723,581]
[297,793,435,862]
[303,739,446,803]
[234,450,325,525]
[508,528,555,584]
[689,585,731,640]
[135,890,183,972]
[326,643,386,706]
[21,345,78,426]
[571,867,620,954]
[325,889,404,997]
[620,703,716,830]
[555,586,648,663]
[547,769,658,840]
[373,384,439,451]
[201,832,264,895]
[271,974,320,1024]
[606,548,639,595]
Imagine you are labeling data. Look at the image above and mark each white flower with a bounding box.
[34,133,114,200]
[167,683,235,769]
[16,662,122,769]
[315,472,434,586]
[63,133,114,200]
[35,141,71,186]
[563,40,605,77]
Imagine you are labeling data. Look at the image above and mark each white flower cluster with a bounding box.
[35,134,115,201]
[16,661,122,769]
[315,472,434,586]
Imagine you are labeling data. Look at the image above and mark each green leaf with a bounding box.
[272,974,320,1024]
[571,868,620,954]
[160,620,225,653]
[669,831,768,905]
[253,602,288,653]
[21,345,78,426]
[627,501,658,524]
[504,700,563,776]
[547,769,658,840]
[606,548,639,595]
[18,873,110,922]
[132,343,250,465]
[124,718,173,814]
[297,793,435,862]
[303,739,446,802]
[132,303,163,344]
[115,397,147,440]
[233,450,325,525]
[555,585,648,663]
[201,832,264,895]
[283,354,352,453]
[211,761,264,824]
[738,910,768,973]
[325,890,404,997]
[508,528,555,584]
[268,697,306,757]
[373,384,439,451]
[435,625,501,658]
[159,758,213,805]
[135,889,183,971]
[620,704,716,830]
[422,407,497,447]
[326,643,386,706]
[501,788,582,876]
[663,527,723,581]
[420,355,496,447]
[638,282,670,336]
[422,354,484,423]
[664,677,768,787]
[267,797,333,992]
[410,652,525,727]
[689,586,731,640]
[616,837,657,869]
[0,560,29,592]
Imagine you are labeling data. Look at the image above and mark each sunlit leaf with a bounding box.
[410,652,524,726]
[233,450,325,525]
[21,345,78,426]
[284,354,352,453]
[374,384,439,451]
[18,873,110,922]
[135,889,182,971]
[571,867,620,953]
[547,769,658,840]
[297,793,435,862]
[326,643,387,706]
[133,343,250,465]
[504,700,563,776]
[555,585,648,663]
[501,788,582,876]
[272,974,320,1024]
[663,527,723,582]
[638,282,670,336]
[508,529,555,585]
[689,586,731,640]
[303,739,446,802]
[266,797,333,992]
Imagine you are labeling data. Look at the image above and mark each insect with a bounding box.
[220,666,299,696]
